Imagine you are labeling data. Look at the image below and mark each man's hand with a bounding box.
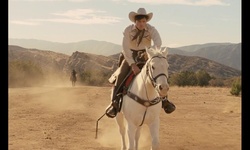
[131,63,140,75]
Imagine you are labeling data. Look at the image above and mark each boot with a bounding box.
[105,86,120,118]
[162,98,176,114]
[105,99,119,118]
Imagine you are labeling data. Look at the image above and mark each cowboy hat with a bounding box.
[129,8,153,22]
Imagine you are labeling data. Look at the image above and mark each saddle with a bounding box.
[122,72,135,95]
[116,62,145,112]
[118,62,145,96]
[114,71,136,113]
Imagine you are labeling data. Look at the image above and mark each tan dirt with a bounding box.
[9,85,241,150]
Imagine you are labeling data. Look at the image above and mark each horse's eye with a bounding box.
[152,66,155,70]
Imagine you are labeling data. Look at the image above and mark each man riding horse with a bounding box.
[70,69,77,86]
[105,8,176,118]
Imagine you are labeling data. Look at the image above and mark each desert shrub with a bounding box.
[223,76,241,87]
[209,78,225,87]
[169,71,197,86]
[230,77,241,96]
[9,60,45,87]
[78,70,110,86]
[169,70,213,87]
[195,70,212,86]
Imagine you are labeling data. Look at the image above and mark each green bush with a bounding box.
[195,70,212,86]
[169,70,213,87]
[78,70,110,86]
[230,77,241,96]
[169,71,197,86]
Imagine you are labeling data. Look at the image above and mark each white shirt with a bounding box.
[122,23,162,66]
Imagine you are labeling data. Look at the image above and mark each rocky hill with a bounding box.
[9,45,241,79]
[63,51,116,75]
[8,45,68,73]
[9,38,241,71]
[109,53,241,78]
[8,45,117,81]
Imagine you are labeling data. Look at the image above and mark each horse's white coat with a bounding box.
[115,47,169,150]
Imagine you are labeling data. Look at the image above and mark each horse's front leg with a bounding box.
[127,123,137,150]
[149,118,160,150]
[135,127,141,150]
[115,113,127,150]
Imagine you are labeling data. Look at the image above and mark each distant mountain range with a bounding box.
[9,38,122,56]
[8,45,241,79]
[9,38,241,71]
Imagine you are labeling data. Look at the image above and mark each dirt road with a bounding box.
[9,85,241,150]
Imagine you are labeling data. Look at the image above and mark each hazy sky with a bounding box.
[9,0,241,47]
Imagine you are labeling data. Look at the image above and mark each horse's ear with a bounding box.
[146,47,155,58]
[161,47,168,57]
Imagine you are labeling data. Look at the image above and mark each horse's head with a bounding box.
[145,47,169,97]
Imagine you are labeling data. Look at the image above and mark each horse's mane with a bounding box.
[147,47,167,59]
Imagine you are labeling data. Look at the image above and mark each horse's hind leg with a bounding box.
[115,113,126,150]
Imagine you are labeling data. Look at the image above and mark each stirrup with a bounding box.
[162,99,176,114]
[105,106,117,118]
[105,90,122,118]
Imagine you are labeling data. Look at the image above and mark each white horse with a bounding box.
[115,47,170,150]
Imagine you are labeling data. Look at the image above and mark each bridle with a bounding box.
[126,55,169,107]
[145,55,169,89]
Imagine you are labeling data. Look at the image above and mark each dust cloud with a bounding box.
[42,71,73,87]
[96,116,155,149]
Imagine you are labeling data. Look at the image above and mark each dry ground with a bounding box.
[9,84,241,150]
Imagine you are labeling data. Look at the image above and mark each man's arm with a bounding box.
[122,25,135,66]
[149,25,162,49]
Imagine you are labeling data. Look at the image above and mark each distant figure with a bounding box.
[70,69,77,87]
